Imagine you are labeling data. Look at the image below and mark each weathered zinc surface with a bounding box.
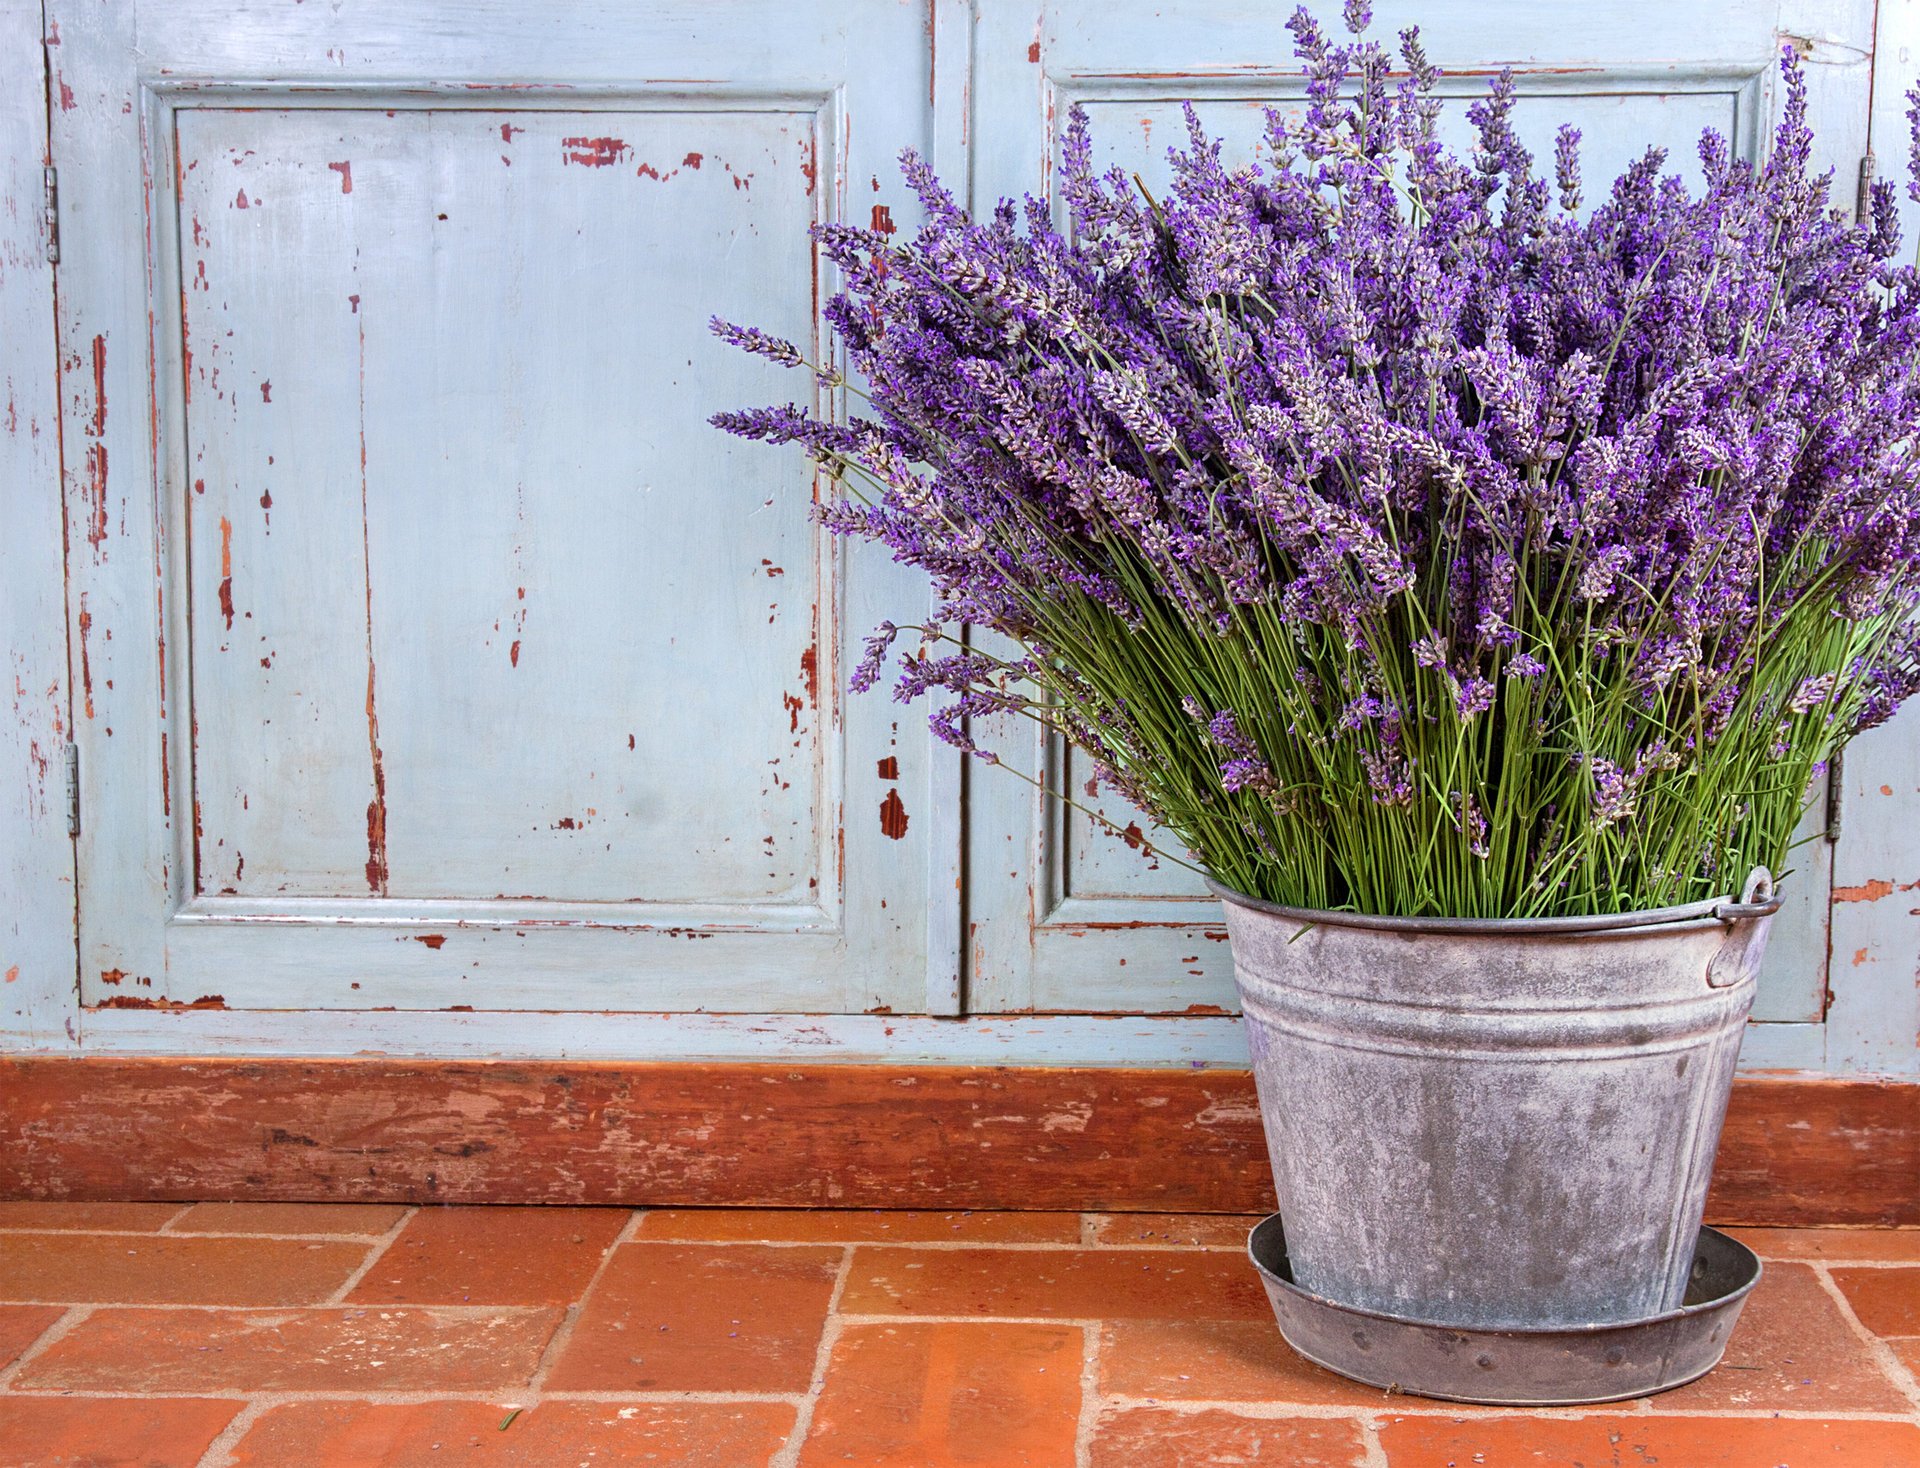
[2,0,1915,1074]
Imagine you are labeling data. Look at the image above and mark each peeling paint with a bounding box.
[82,335,109,551]
[1832,879,1920,903]
[563,135,630,168]
[327,160,353,194]
[880,788,910,840]
[76,605,94,720]
[871,204,896,235]
[218,515,235,630]
[877,756,900,781]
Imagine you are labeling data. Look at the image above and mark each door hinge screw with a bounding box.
[64,742,79,838]
[43,165,58,264]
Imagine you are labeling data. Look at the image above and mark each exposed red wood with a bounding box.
[0,1063,1909,1224]
[355,311,387,895]
[879,788,910,840]
[561,136,629,168]
[217,515,234,630]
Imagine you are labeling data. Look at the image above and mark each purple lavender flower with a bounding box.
[709,10,1920,918]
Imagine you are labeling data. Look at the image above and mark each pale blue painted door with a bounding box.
[50,0,1900,1067]
[54,0,956,1014]
[962,0,1876,1066]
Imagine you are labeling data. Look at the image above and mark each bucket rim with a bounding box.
[1203,877,1781,937]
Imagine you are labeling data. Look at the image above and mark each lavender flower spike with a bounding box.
[710,8,1920,920]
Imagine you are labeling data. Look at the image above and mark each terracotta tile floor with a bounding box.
[0,1205,1916,1466]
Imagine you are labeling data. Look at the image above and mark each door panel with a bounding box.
[966,0,1868,1018]
[58,0,943,1012]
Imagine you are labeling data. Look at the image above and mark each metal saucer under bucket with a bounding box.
[1247,1214,1762,1405]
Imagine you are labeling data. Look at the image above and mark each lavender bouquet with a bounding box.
[714,4,1920,919]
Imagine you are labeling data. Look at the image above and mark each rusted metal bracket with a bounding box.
[64,742,79,838]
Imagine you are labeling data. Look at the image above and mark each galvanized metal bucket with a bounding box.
[1213,870,1780,1333]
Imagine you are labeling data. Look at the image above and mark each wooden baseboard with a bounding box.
[0,1059,1913,1224]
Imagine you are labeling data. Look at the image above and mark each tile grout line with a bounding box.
[1085,1394,1920,1423]
[5,1383,1913,1421]
[1811,1261,1920,1417]
[191,1398,270,1468]
[3,1387,814,1406]
[521,1210,646,1384]
[602,1237,1249,1253]
[1073,1319,1101,1468]
[1356,1415,1391,1468]
[767,1243,856,1468]
[524,1208,644,1393]
[0,1304,94,1391]
[321,1206,419,1306]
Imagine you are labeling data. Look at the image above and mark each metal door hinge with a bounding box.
[1825,748,1845,843]
[43,165,58,264]
[1855,152,1876,225]
[64,743,79,838]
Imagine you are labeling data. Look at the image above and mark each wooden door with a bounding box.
[54,0,956,1015]
[963,0,1874,1063]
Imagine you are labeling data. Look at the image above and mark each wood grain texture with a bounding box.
[0,1060,1910,1223]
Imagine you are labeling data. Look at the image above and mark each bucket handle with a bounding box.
[1706,866,1779,989]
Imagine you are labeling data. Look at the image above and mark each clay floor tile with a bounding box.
[541,1241,840,1393]
[0,1201,183,1231]
[638,1208,1082,1244]
[1830,1264,1920,1338]
[1892,1337,1920,1377]
[1088,1407,1369,1468]
[0,1396,242,1468]
[15,1305,563,1393]
[0,1304,64,1369]
[840,1246,1270,1321]
[227,1399,798,1466]
[1084,1214,1268,1249]
[1727,1227,1920,1263]
[347,1205,628,1306]
[1658,1260,1912,1412]
[0,1232,370,1305]
[798,1321,1082,1467]
[167,1201,410,1236]
[1376,1412,1920,1467]
[1099,1318,1391,1407]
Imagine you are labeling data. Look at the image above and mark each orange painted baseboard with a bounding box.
[0,1059,1913,1224]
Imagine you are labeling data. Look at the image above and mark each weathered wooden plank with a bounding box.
[0,0,78,1052]
[0,1059,1909,1222]
[50,1004,1827,1074]
[1706,1074,1920,1226]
